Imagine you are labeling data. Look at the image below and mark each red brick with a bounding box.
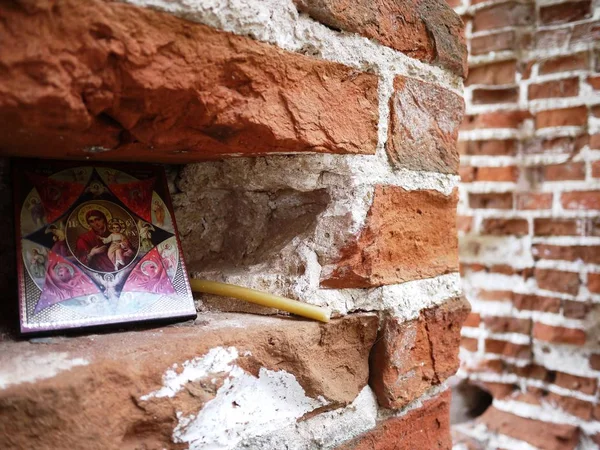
[520,60,534,80]
[472,87,519,104]
[369,297,470,409]
[539,52,589,74]
[516,192,552,210]
[387,76,464,174]
[0,0,381,161]
[534,218,582,236]
[572,20,600,44]
[588,76,600,90]
[591,105,600,118]
[479,290,513,302]
[590,134,600,148]
[473,2,534,32]
[475,166,519,182]
[522,134,588,155]
[547,392,593,419]
[541,162,585,181]
[483,316,532,334]
[555,371,598,395]
[479,381,517,399]
[512,293,561,312]
[588,273,600,294]
[464,312,481,328]
[511,363,551,381]
[339,390,452,450]
[481,218,528,235]
[461,336,479,352]
[540,0,592,25]
[293,0,468,78]
[563,300,591,319]
[528,78,579,100]
[535,27,573,50]
[590,353,600,370]
[470,192,513,209]
[466,60,517,86]
[535,268,580,295]
[533,322,586,345]
[471,30,516,55]
[593,161,600,178]
[461,111,531,130]
[459,139,517,156]
[535,106,588,129]
[485,339,532,359]
[459,166,475,182]
[589,218,600,236]
[322,187,459,288]
[562,191,600,210]
[533,244,600,264]
[479,407,580,450]
[457,215,473,233]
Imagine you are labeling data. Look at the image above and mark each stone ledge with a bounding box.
[0,312,378,450]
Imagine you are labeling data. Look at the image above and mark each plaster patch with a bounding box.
[0,351,88,390]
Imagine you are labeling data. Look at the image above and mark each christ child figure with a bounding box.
[102,219,133,270]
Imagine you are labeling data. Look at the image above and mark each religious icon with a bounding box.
[13,160,196,335]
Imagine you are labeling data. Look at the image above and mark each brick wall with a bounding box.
[452,0,600,447]
[0,0,469,448]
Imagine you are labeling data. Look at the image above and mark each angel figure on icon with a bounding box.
[152,199,165,226]
[138,220,155,252]
[45,222,69,256]
[29,247,47,279]
[28,197,46,227]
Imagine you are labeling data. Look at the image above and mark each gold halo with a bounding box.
[77,204,113,229]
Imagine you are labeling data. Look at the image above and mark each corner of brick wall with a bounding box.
[452,0,600,447]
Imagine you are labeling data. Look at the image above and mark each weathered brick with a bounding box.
[461,111,531,130]
[339,390,452,450]
[546,392,593,419]
[485,339,532,359]
[590,353,600,370]
[479,290,514,302]
[588,273,600,294]
[590,134,600,148]
[483,316,532,334]
[478,407,580,450]
[539,52,589,74]
[534,218,582,236]
[457,215,473,233]
[0,0,380,161]
[481,218,528,235]
[540,0,592,25]
[466,60,517,86]
[470,192,513,209]
[470,30,516,55]
[460,166,475,182]
[535,26,573,50]
[473,2,534,32]
[472,87,519,104]
[535,268,580,295]
[479,381,517,399]
[464,312,481,328]
[476,166,519,182]
[461,336,479,352]
[535,106,588,129]
[592,161,600,178]
[387,76,464,174]
[322,187,458,288]
[522,135,588,155]
[563,300,591,319]
[516,192,552,210]
[562,191,600,210]
[528,78,579,100]
[588,76,600,90]
[555,371,598,395]
[541,162,586,181]
[293,0,468,77]
[533,244,600,264]
[571,19,600,44]
[592,105,600,118]
[458,139,517,156]
[533,323,586,345]
[369,297,470,409]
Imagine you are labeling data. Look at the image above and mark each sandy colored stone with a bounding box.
[0,0,379,162]
[387,76,464,175]
[338,390,453,449]
[292,0,467,78]
[0,313,378,450]
[321,186,459,288]
[369,297,470,409]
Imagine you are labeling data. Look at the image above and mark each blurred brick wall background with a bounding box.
[451,0,600,448]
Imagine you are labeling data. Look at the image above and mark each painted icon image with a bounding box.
[14,161,196,334]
